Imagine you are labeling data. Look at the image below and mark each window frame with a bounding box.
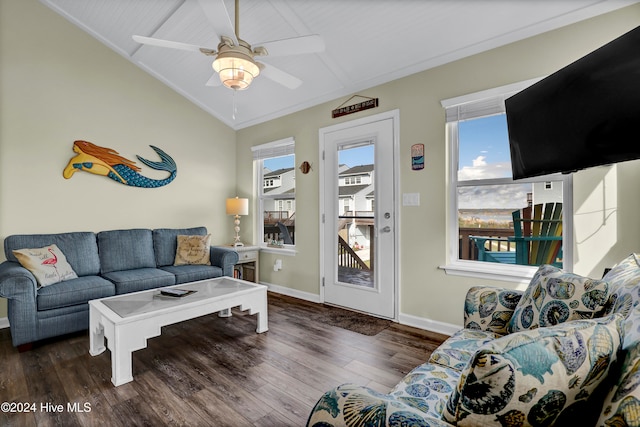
[252,137,296,252]
[440,79,573,282]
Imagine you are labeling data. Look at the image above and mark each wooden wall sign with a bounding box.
[332,95,379,118]
[411,143,424,170]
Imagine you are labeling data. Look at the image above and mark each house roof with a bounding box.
[341,164,374,176]
[339,184,371,197]
[264,167,294,178]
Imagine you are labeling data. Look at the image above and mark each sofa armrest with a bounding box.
[307,383,454,427]
[463,285,523,335]
[0,261,39,346]
[209,246,239,277]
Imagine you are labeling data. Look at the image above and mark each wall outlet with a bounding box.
[274,259,283,271]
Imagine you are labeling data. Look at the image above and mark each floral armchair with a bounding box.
[307,256,640,427]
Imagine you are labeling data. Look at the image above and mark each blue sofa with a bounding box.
[0,226,238,349]
[308,255,640,426]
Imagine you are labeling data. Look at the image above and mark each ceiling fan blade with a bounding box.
[197,0,238,45]
[258,63,302,90]
[205,74,222,87]
[132,35,215,54]
[256,35,325,57]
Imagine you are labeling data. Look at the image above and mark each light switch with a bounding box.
[403,193,420,206]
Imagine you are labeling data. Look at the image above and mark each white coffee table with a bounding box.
[89,276,268,386]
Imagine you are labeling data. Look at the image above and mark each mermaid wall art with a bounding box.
[63,140,177,188]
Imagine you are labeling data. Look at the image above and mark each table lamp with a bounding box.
[226,197,249,247]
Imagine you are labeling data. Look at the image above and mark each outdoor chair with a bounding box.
[470,202,563,267]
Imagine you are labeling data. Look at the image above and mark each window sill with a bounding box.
[259,246,297,256]
[439,260,537,284]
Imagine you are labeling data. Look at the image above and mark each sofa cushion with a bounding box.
[13,244,78,287]
[443,314,624,426]
[429,329,502,371]
[4,231,100,277]
[102,268,175,294]
[98,229,156,274]
[37,275,115,311]
[174,234,211,266]
[508,265,610,333]
[153,227,208,267]
[159,265,223,284]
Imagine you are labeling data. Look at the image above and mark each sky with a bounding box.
[458,114,532,210]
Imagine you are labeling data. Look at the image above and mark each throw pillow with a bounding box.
[443,314,624,426]
[507,264,610,333]
[173,234,212,266]
[13,244,78,287]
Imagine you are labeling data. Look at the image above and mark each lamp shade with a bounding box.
[213,52,260,90]
[226,197,249,216]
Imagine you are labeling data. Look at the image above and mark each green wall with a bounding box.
[0,0,237,318]
[236,4,640,329]
[1,0,639,329]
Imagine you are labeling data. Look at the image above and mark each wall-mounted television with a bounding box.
[505,25,640,180]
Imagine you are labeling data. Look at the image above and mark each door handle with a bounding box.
[380,226,391,233]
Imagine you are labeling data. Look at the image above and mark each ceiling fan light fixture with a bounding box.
[212,45,260,90]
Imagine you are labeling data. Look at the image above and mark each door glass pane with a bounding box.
[337,142,375,287]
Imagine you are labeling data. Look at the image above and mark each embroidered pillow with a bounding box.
[507,265,610,333]
[173,234,212,266]
[13,244,78,287]
[443,314,624,426]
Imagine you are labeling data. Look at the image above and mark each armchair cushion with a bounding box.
[508,265,610,333]
[443,314,624,426]
[429,329,502,371]
[464,286,523,335]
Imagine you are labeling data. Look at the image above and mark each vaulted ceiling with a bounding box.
[42,0,635,129]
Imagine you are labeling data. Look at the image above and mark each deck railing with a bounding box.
[338,235,370,270]
[459,227,515,261]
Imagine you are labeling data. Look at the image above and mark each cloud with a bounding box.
[458,156,511,181]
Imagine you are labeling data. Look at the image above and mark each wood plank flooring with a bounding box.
[0,292,448,426]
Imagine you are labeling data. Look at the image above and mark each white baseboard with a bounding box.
[398,312,460,337]
[0,317,9,330]
[261,281,322,303]
[263,282,459,337]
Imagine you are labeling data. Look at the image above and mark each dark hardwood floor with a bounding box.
[0,292,448,426]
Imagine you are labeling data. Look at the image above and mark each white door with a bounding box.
[320,111,398,319]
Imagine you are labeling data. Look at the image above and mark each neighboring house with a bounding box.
[338,165,374,248]
[263,167,295,223]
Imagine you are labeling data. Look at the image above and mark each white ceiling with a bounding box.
[41,0,636,130]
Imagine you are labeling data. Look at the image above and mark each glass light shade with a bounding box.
[213,54,260,90]
[226,197,249,216]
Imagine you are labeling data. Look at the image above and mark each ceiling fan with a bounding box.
[132,0,325,91]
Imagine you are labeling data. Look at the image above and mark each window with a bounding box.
[253,137,295,248]
[442,80,572,279]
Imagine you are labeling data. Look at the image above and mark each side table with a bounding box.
[229,245,259,283]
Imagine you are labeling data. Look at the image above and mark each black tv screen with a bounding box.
[505,25,640,180]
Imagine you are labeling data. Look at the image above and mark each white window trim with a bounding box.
[252,137,296,251]
[439,79,574,282]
